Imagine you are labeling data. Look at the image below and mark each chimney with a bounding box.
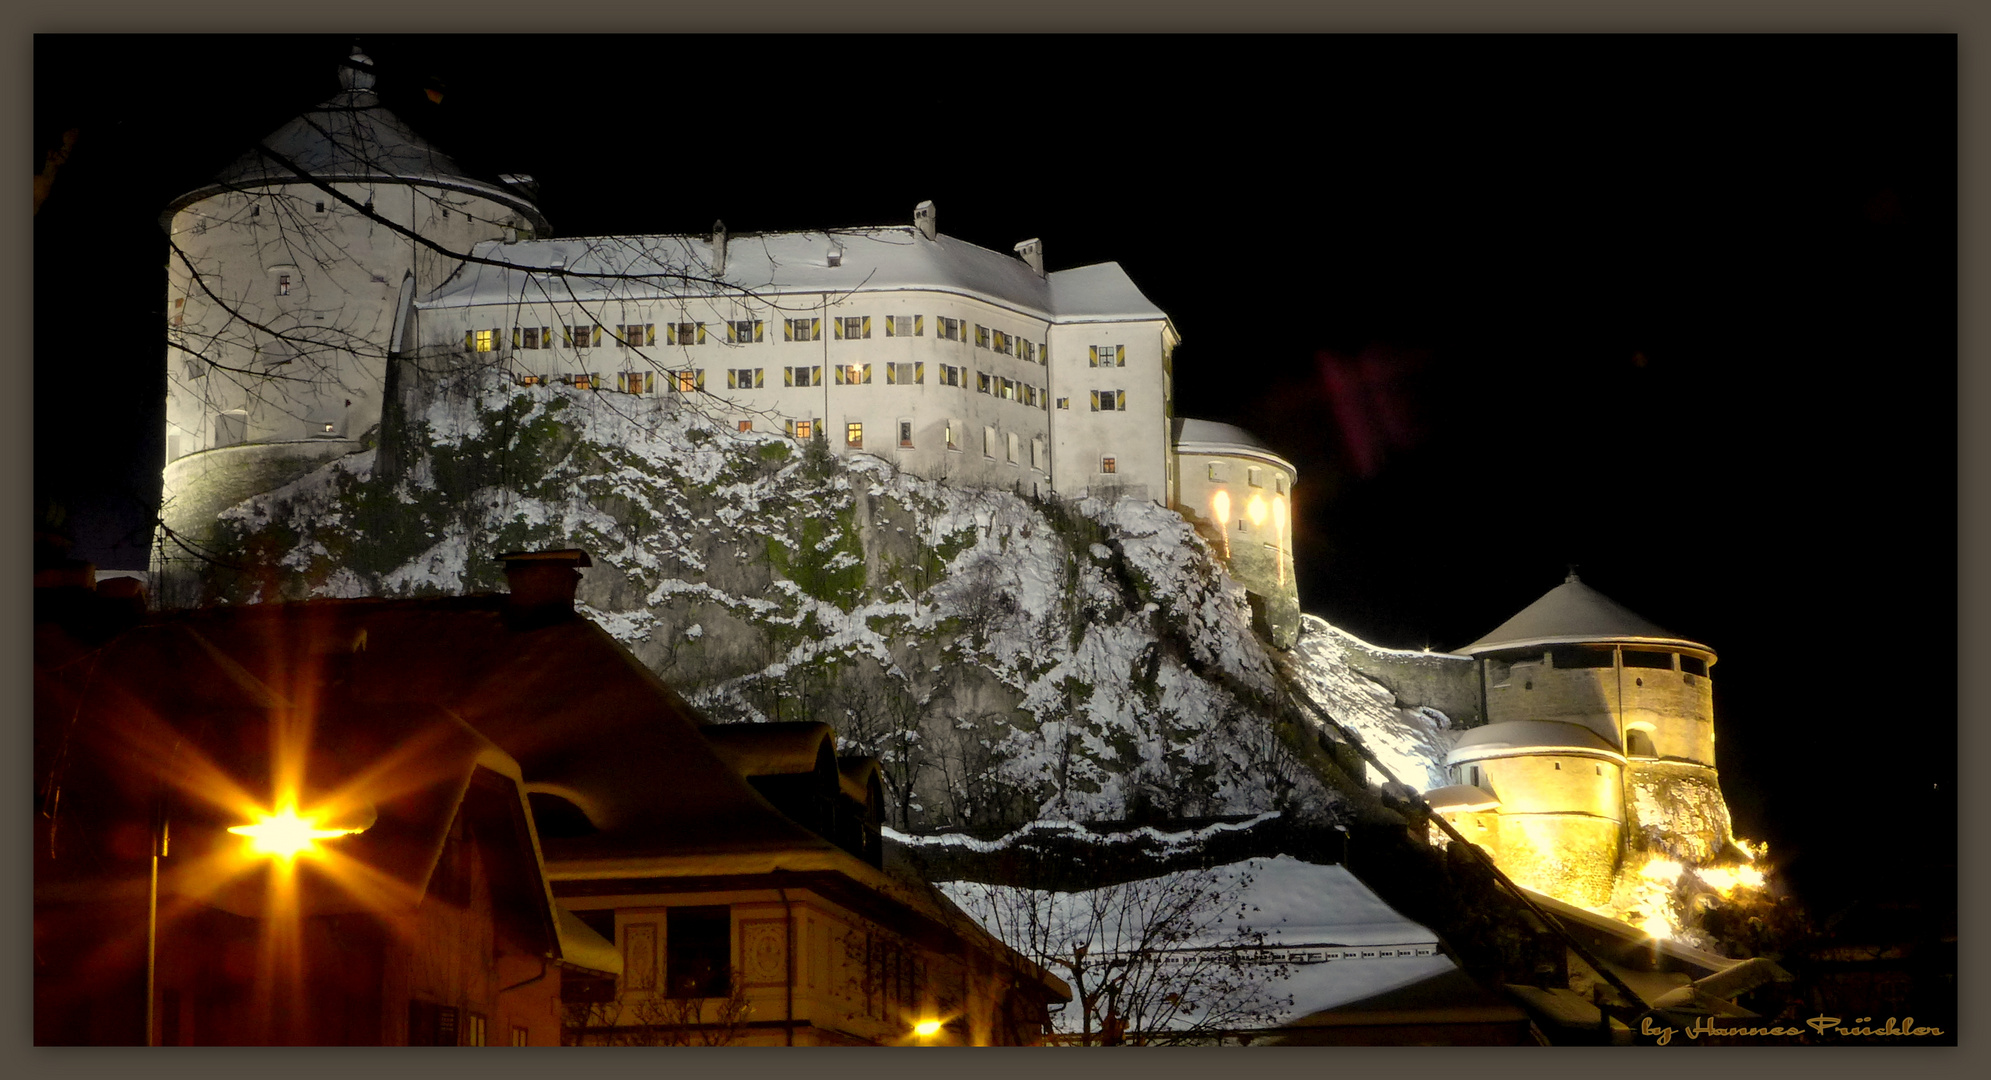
[499,549,591,621]
[914,200,937,241]
[1014,237,1044,277]
[712,219,728,277]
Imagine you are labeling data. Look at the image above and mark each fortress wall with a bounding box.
[1480,755,1624,820]
[1486,814,1624,909]
[1338,644,1481,727]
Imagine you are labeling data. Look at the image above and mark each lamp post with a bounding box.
[145,795,169,1047]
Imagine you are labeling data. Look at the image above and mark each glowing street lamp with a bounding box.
[228,803,366,861]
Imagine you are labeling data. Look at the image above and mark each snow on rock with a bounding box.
[1283,615,1458,791]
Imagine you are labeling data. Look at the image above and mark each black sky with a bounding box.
[35,35,1956,915]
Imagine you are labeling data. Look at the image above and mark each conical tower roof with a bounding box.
[1456,572,1711,657]
[164,48,549,234]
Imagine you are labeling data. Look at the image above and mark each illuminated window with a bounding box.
[667,907,732,999]
[729,319,764,343]
[276,274,291,296]
[786,365,821,387]
[617,323,656,348]
[787,419,815,439]
[728,367,764,389]
[619,371,656,394]
[785,317,821,342]
[885,315,921,337]
[738,420,753,432]
[471,328,497,353]
[846,422,863,448]
[835,363,872,385]
[510,1026,529,1047]
[671,369,704,392]
[514,373,541,386]
[1100,456,1117,474]
[466,1013,487,1047]
[1090,389,1126,411]
[899,420,913,448]
[669,322,704,346]
[565,372,599,390]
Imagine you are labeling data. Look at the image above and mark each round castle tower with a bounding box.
[1170,418,1299,649]
[1429,573,1734,907]
[158,48,547,590]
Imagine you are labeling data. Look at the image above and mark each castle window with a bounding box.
[975,325,990,349]
[514,374,541,386]
[785,317,821,342]
[993,329,1012,355]
[1623,650,1675,670]
[277,274,291,296]
[565,372,599,389]
[1024,384,1038,407]
[983,426,997,458]
[618,371,655,394]
[846,422,863,448]
[315,201,325,213]
[738,420,753,432]
[466,1013,487,1047]
[1090,345,1125,367]
[1091,389,1126,411]
[516,326,551,350]
[945,422,959,451]
[1681,656,1709,678]
[885,315,921,337]
[835,316,870,340]
[510,1026,529,1047]
[727,367,764,389]
[251,204,260,217]
[888,361,922,384]
[1023,340,1036,363]
[1627,731,1657,758]
[671,369,705,392]
[1552,646,1614,670]
[899,420,914,448]
[835,363,872,385]
[1057,397,1070,410]
[1031,437,1045,470]
[938,317,961,341]
[1208,463,1229,483]
[566,324,599,349]
[471,328,497,353]
[623,922,659,991]
[1275,476,1286,495]
[1553,761,1561,771]
[668,322,704,346]
[667,907,732,999]
[787,419,815,439]
[939,364,961,387]
[786,365,821,387]
[1101,456,1117,474]
[1248,466,1263,488]
[617,323,656,348]
[977,372,991,394]
[728,319,764,343]
[1007,432,1019,463]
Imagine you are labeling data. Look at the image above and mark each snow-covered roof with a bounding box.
[416,227,1168,325]
[1447,720,1623,764]
[1171,418,1298,476]
[166,50,548,234]
[1455,573,1711,657]
[1422,784,1500,813]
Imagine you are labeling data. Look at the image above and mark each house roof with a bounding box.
[701,720,837,777]
[164,49,548,234]
[417,226,1168,325]
[1455,573,1710,656]
[1447,721,1624,765]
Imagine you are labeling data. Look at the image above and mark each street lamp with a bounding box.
[228,803,367,860]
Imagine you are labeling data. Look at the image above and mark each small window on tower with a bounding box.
[738,420,753,432]
[277,274,291,296]
[899,420,913,448]
[315,201,326,213]
[1101,457,1117,474]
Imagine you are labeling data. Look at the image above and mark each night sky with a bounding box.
[35,35,1956,916]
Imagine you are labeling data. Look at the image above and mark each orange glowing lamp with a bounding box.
[913,1018,943,1039]
[229,804,366,860]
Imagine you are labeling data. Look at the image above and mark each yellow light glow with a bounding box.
[1209,489,1231,560]
[1639,857,1684,883]
[913,1019,942,1038]
[1272,494,1287,536]
[1246,494,1267,528]
[1639,912,1673,940]
[1693,865,1766,897]
[229,804,363,860]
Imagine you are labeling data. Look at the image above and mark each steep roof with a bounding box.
[165,49,548,233]
[1455,573,1709,656]
[417,227,1167,325]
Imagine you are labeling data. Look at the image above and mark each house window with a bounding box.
[938,317,961,341]
[785,317,821,342]
[975,324,989,349]
[835,363,872,385]
[667,906,732,999]
[566,324,599,349]
[1101,456,1117,474]
[846,422,863,448]
[728,319,764,343]
[983,426,997,457]
[885,315,921,337]
[617,323,656,348]
[619,371,656,394]
[672,369,704,392]
[470,328,497,353]
[887,361,922,385]
[899,420,913,448]
[669,322,704,346]
[624,922,659,991]
[788,419,815,440]
[728,367,764,389]
[977,372,991,394]
[835,316,870,339]
[465,1013,487,1047]
[738,420,753,432]
[786,365,822,387]
[1090,389,1125,411]
[277,274,291,296]
[945,422,959,451]
[510,1026,529,1047]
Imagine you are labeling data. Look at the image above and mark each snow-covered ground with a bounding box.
[1284,615,1459,791]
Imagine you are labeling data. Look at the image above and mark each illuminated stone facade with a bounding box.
[1170,419,1300,649]
[1433,573,1738,910]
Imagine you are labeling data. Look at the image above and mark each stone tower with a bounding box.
[1427,573,1735,907]
[157,47,547,595]
[1169,418,1300,649]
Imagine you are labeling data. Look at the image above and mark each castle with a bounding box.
[157,49,1300,648]
[156,50,1743,922]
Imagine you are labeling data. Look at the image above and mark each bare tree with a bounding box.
[562,969,755,1047]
